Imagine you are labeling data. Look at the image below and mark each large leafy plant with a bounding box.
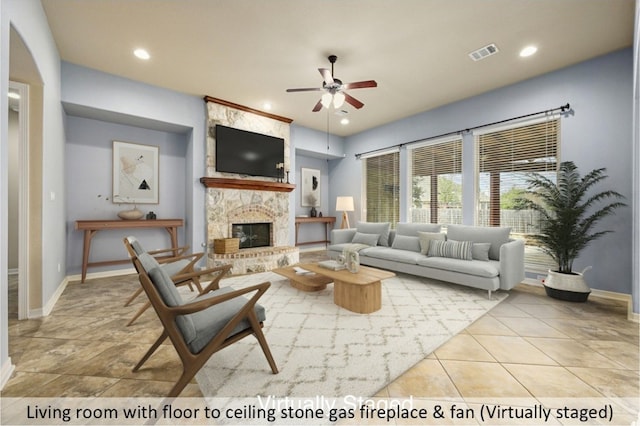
[518,161,626,274]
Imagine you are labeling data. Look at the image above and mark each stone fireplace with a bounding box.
[202,97,299,274]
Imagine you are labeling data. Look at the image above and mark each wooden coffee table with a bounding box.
[273,263,395,314]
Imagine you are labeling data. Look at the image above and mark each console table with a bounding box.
[75,218,183,283]
[294,216,336,247]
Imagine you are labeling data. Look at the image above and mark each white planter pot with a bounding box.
[543,267,591,302]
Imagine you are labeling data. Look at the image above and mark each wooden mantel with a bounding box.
[200,177,295,192]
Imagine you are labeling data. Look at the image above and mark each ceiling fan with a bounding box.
[286,55,377,112]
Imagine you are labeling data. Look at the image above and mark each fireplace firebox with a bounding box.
[232,222,271,249]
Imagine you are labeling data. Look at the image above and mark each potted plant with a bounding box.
[517,161,626,302]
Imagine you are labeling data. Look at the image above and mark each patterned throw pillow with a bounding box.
[418,231,446,255]
[428,240,473,260]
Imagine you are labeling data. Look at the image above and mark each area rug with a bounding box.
[195,271,507,398]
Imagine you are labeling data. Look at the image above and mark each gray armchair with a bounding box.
[131,252,279,397]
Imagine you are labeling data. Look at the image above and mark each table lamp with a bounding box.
[336,196,354,229]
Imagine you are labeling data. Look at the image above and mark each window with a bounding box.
[475,117,560,271]
[363,150,399,225]
[409,137,463,225]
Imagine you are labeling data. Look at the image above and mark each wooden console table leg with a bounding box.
[294,223,301,246]
[165,226,179,256]
[81,229,98,283]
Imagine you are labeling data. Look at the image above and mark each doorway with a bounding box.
[8,80,29,320]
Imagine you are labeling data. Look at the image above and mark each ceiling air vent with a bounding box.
[468,43,499,61]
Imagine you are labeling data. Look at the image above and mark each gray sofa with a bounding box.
[328,222,525,297]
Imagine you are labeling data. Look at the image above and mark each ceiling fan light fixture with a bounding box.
[321,93,333,109]
[333,92,345,108]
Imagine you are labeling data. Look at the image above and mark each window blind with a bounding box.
[410,137,463,225]
[364,151,400,226]
[475,117,560,271]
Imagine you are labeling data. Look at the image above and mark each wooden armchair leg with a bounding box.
[126,301,151,326]
[249,313,279,374]
[191,277,203,293]
[124,287,143,307]
[133,331,168,372]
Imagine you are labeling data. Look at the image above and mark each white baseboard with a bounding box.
[27,268,136,318]
[297,246,327,253]
[0,357,15,391]
[66,267,137,283]
[520,279,638,323]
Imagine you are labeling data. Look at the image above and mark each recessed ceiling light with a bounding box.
[263,102,272,111]
[8,91,20,99]
[340,118,349,125]
[519,46,538,58]
[133,48,150,60]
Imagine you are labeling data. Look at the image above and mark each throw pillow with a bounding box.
[428,239,473,260]
[356,222,391,247]
[396,222,441,237]
[391,235,421,252]
[446,225,511,260]
[472,242,491,261]
[418,231,446,255]
[351,232,380,246]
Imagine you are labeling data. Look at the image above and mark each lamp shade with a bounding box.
[336,196,354,212]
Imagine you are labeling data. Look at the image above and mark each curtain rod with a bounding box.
[355,103,571,159]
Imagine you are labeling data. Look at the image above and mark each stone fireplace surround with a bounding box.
[202,97,299,274]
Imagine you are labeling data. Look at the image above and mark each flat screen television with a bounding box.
[215,125,284,178]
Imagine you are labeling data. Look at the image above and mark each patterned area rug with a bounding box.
[196,271,507,398]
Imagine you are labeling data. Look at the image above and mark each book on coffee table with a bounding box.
[293,266,315,275]
[317,260,346,271]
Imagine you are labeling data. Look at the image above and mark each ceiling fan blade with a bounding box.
[318,68,334,85]
[344,92,364,109]
[286,87,321,92]
[342,80,378,90]
[312,100,323,112]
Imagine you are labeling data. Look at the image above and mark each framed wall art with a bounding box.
[300,167,320,207]
[112,141,159,204]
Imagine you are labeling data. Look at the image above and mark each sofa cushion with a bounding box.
[418,231,446,255]
[352,232,380,246]
[417,256,500,278]
[446,225,511,260]
[472,242,491,261]
[428,240,473,260]
[356,222,391,247]
[391,235,421,252]
[396,222,441,237]
[363,247,424,265]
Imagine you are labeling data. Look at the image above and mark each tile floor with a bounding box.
[4,250,639,423]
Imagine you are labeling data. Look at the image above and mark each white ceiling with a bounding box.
[40,0,634,137]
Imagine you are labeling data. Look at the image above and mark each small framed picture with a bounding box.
[301,167,320,207]
[112,141,159,204]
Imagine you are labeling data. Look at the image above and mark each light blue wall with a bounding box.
[331,49,634,295]
[1,0,67,383]
[65,116,189,275]
[60,62,207,258]
[290,124,345,248]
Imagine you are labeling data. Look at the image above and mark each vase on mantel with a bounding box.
[118,206,144,220]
